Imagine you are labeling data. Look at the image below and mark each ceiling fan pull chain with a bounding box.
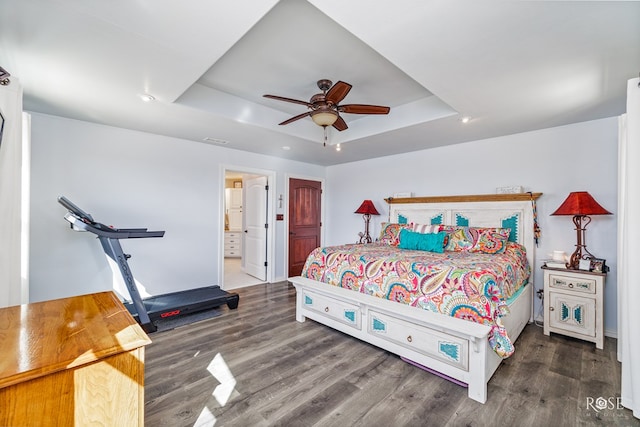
[323,125,327,146]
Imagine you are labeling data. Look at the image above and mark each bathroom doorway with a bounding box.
[222,168,274,289]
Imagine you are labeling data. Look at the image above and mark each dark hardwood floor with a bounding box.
[144,282,639,426]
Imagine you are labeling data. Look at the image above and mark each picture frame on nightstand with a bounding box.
[590,258,606,273]
[578,259,591,271]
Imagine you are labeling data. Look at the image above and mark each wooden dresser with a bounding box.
[0,291,152,426]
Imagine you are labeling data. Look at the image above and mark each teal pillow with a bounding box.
[398,229,446,253]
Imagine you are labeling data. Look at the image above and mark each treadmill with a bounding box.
[58,196,239,333]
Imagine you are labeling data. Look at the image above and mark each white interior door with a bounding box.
[244,176,267,281]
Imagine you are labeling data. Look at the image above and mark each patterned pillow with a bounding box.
[379,222,412,246]
[443,226,474,252]
[442,226,512,253]
[468,228,511,254]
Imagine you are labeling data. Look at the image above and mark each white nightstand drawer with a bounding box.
[548,273,596,294]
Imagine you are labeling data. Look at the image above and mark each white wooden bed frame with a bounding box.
[289,193,541,403]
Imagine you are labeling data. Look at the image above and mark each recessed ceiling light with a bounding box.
[461,116,471,124]
[139,93,155,102]
[335,143,341,152]
[203,137,229,145]
[282,146,291,151]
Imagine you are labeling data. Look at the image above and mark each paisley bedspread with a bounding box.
[301,242,531,358]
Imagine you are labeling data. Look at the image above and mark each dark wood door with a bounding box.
[288,178,322,277]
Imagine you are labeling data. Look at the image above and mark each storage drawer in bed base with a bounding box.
[368,310,469,371]
[301,289,362,330]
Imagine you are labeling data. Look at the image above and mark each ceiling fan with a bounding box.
[263,79,390,132]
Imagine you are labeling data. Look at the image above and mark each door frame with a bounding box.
[284,173,325,280]
[219,165,276,289]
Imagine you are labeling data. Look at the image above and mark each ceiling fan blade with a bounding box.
[325,81,352,105]
[332,116,348,131]
[339,104,390,115]
[279,111,312,126]
[263,94,313,108]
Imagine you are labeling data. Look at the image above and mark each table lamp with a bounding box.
[355,200,379,244]
[551,191,611,269]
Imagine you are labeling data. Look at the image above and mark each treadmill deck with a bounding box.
[123,285,239,322]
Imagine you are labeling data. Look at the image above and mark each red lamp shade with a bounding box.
[354,200,380,216]
[551,191,612,216]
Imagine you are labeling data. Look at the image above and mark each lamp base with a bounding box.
[566,214,594,269]
[567,251,588,270]
[358,234,373,244]
[358,213,373,244]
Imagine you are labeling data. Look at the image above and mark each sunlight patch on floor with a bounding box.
[208,353,237,406]
[194,406,216,427]
[194,352,239,425]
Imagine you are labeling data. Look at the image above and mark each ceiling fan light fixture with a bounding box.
[139,93,156,102]
[311,110,338,127]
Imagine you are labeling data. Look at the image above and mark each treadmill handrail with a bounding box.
[64,212,165,239]
[58,195,94,222]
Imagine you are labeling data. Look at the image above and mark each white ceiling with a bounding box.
[1,0,638,166]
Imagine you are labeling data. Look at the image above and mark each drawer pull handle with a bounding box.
[407,335,413,343]
[568,283,574,288]
[324,307,329,313]
[550,307,555,311]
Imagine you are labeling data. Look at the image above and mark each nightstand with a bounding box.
[542,266,606,349]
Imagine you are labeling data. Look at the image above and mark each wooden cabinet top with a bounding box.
[0,291,151,389]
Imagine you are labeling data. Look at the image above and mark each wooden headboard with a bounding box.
[386,193,542,268]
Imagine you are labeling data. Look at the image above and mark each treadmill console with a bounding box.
[58,195,94,222]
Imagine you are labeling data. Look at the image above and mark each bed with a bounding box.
[288,193,541,403]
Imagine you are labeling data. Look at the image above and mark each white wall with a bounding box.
[325,117,619,335]
[29,112,324,303]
